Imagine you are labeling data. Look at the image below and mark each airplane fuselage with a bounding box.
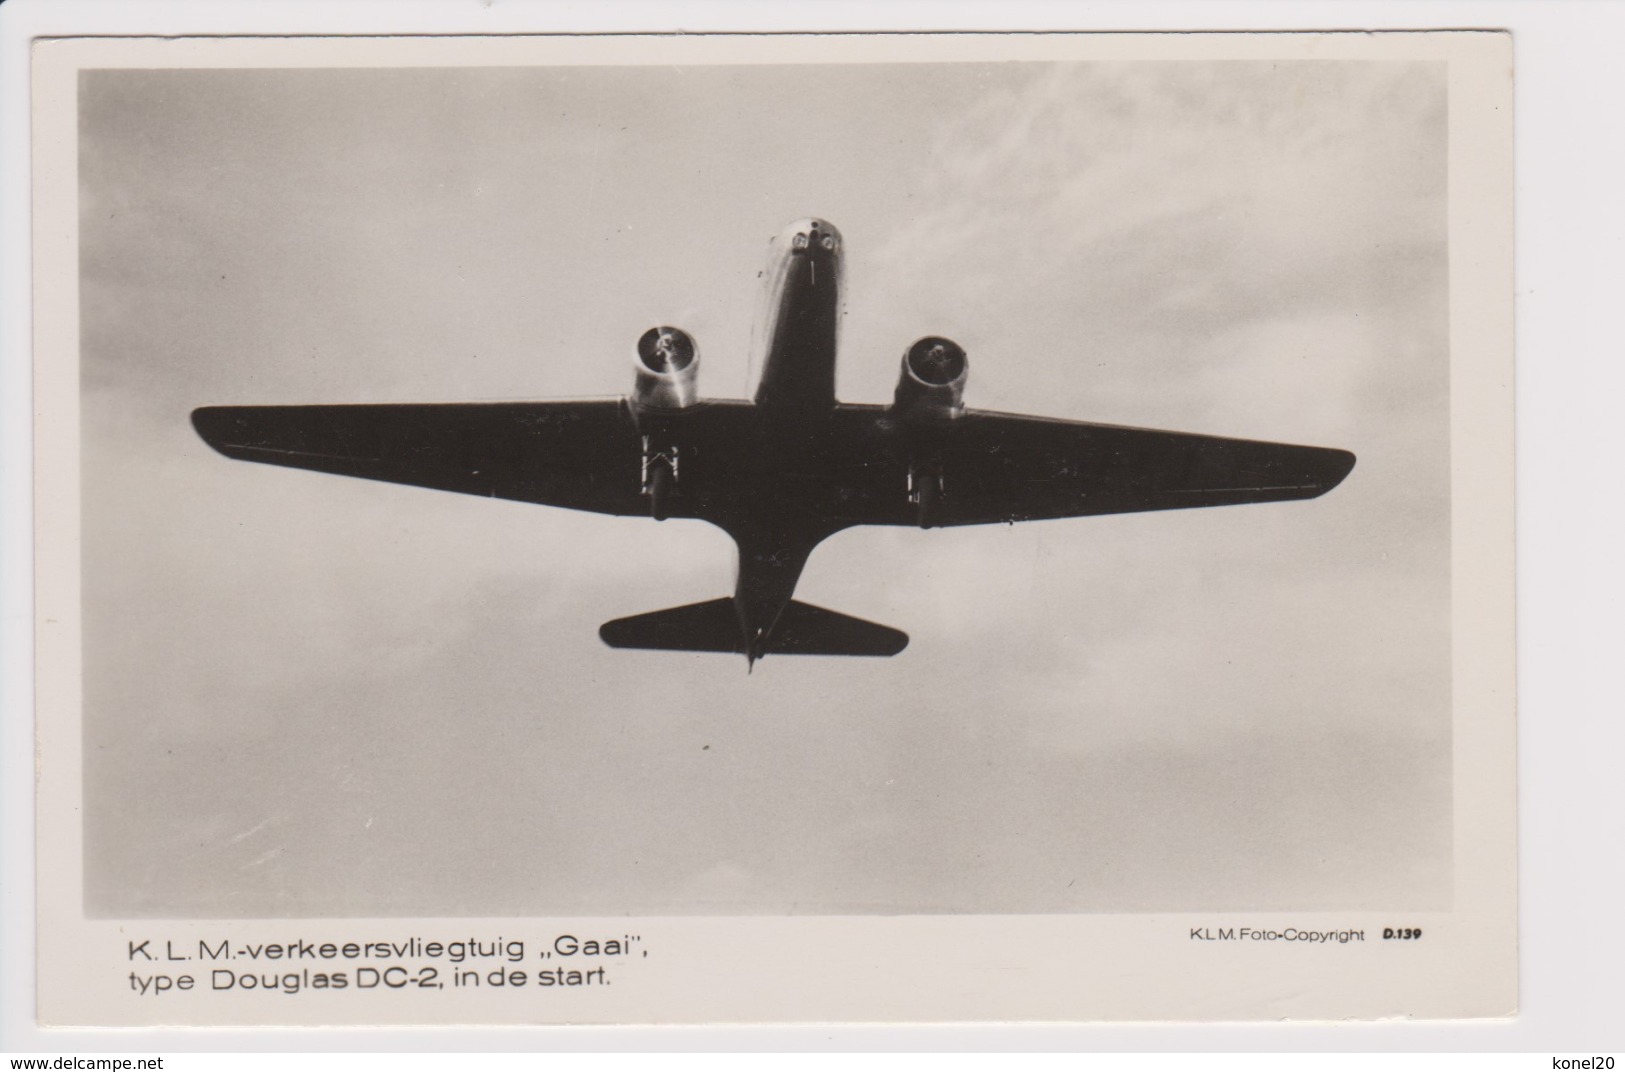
[755,218,844,419]
[712,218,852,661]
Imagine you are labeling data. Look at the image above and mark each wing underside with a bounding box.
[825,405,1356,527]
[191,400,647,515]
[192,399,1354,531]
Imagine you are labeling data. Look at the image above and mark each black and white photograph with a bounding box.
[25,30,1516,1026]
[81,52,1446,919]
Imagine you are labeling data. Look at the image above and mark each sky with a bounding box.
[78,59,1449,917]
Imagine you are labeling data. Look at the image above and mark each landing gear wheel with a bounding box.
[916,472,940,529]
[649,459,675,521]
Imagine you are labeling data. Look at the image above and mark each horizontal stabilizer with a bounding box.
[767,601,909,657]
[599,599,908,658]
[599,598,743,654]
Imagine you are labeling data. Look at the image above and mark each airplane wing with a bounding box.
[190,400,650,516]
[193,400,1353,529]
[827,405,1356,527]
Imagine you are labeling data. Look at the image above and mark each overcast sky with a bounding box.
[79,59,1449,917]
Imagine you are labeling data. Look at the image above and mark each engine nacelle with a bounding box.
[632,326,700,411]
[892,336,968,421]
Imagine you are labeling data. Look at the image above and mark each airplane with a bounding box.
[192,217,1356,667]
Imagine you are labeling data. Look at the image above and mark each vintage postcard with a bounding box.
[29,30,1514,1025]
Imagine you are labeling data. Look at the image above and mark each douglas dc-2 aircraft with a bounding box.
[193,218,1355,666]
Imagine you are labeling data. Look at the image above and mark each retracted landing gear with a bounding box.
[908,462,944,529]
[641,436,680,521]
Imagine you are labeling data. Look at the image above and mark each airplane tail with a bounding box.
[599,598,908,658]
[599,598,742,654]
[768,601,909,656]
